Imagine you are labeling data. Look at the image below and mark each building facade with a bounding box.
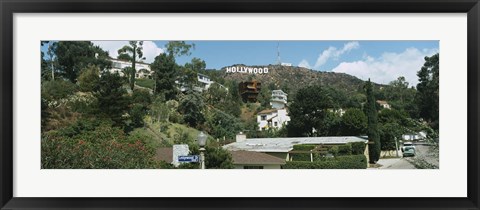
[109,58,152,78]
[239,81,261,103]
[270,89,288,109]
[257,109,290,131]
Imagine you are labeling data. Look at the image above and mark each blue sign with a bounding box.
[178,155,200,163]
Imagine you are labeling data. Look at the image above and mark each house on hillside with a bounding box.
[108,58,152,79]
[239,81,261,103]
[176,73,226,93]
[257,109,290,131]
[376,100,391,109]
[270,90,288,109]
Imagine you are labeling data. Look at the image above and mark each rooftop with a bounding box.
[155,147,173,163]
[223,136,368,153]
[230,151,286,165]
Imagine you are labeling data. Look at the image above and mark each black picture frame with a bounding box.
[1,0,479,209]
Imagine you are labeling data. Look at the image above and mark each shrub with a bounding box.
[292,144,316,151]
[337,144,352,156]
[41,123,157,169]
[282,155,367,169]
[42,80,77,101]
[350,142,366,155]
[328,146,339,156]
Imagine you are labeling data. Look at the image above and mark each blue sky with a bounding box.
[45,40,439,86]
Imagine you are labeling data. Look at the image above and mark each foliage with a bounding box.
[53,41,111,83]
[350,142,366,155]
[415,53,439,130]
[41,122,158,169]
[166,41,195,57]
[365,79,381,163]
[135,78,155,89]
[282,155,368,169]
[205,109,242,141]
[287,85,334,137]
[337,144,352,156]
[340,108,367,136]
[188,145,234,169]
[94,72,129,126]
[151,53,178,100]
[379,122,402,151]
[77,65,100,92]
[41,79,77,101]
[178,91,206,128]
[117,41,145,91]
[292,144,316,151]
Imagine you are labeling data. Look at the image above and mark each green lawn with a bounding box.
[136,78,155,89]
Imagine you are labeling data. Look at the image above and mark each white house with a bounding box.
[177,73,226,92]
[270,90,288,109]
[376,100,391,109]
[257,109,290,131]
[109,58,152,78]
[197,73,214,90]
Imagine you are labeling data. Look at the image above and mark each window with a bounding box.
[274,122,278,127]
[261,115,266,120]
[244,166,264,169]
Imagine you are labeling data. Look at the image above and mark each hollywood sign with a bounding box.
[226,66,269,74]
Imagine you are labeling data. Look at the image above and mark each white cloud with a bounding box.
[92,41,164,63]
[331,47,438,86]
[298,59,311,69]
[314,41,359,68]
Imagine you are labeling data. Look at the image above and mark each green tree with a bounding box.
[379,122,403,151]
[365,79,381,163]
[206,109,242,140]
[340,108,367,136]
[53,41,111,83]
[287,85,334,137]
[95,72,129,127]
[117,41,145,91]
[178,91,206,128]
[415,53,439,130]
[151,53,178,100]
[257,86,271,109]
[77,65,100,92]
[188,145,234,169]
[165,41,195,57]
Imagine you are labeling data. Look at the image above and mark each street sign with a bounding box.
[178,155,200,163]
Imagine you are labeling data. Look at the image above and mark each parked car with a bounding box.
[403,147,416,157]
[401,142,416,152]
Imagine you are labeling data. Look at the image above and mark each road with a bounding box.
[377,145,439,169]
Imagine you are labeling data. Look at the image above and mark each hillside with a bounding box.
[213,64,372,95]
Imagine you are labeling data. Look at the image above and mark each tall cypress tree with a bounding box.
[365,79,381,163]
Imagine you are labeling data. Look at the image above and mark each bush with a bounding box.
[350,142,366,155]
[291,144,316,161]
[41,123,158,169]
[337,144,352,156]
[42,80,77,101]
[282,155,367,169]
[328,146,339,156]
[292,144,316,151]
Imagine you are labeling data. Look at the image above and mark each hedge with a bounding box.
[292,144,316,151]
[282,155,367,169]
[350,142,366,155]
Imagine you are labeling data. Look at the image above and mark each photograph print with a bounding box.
[40,40,439,169]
